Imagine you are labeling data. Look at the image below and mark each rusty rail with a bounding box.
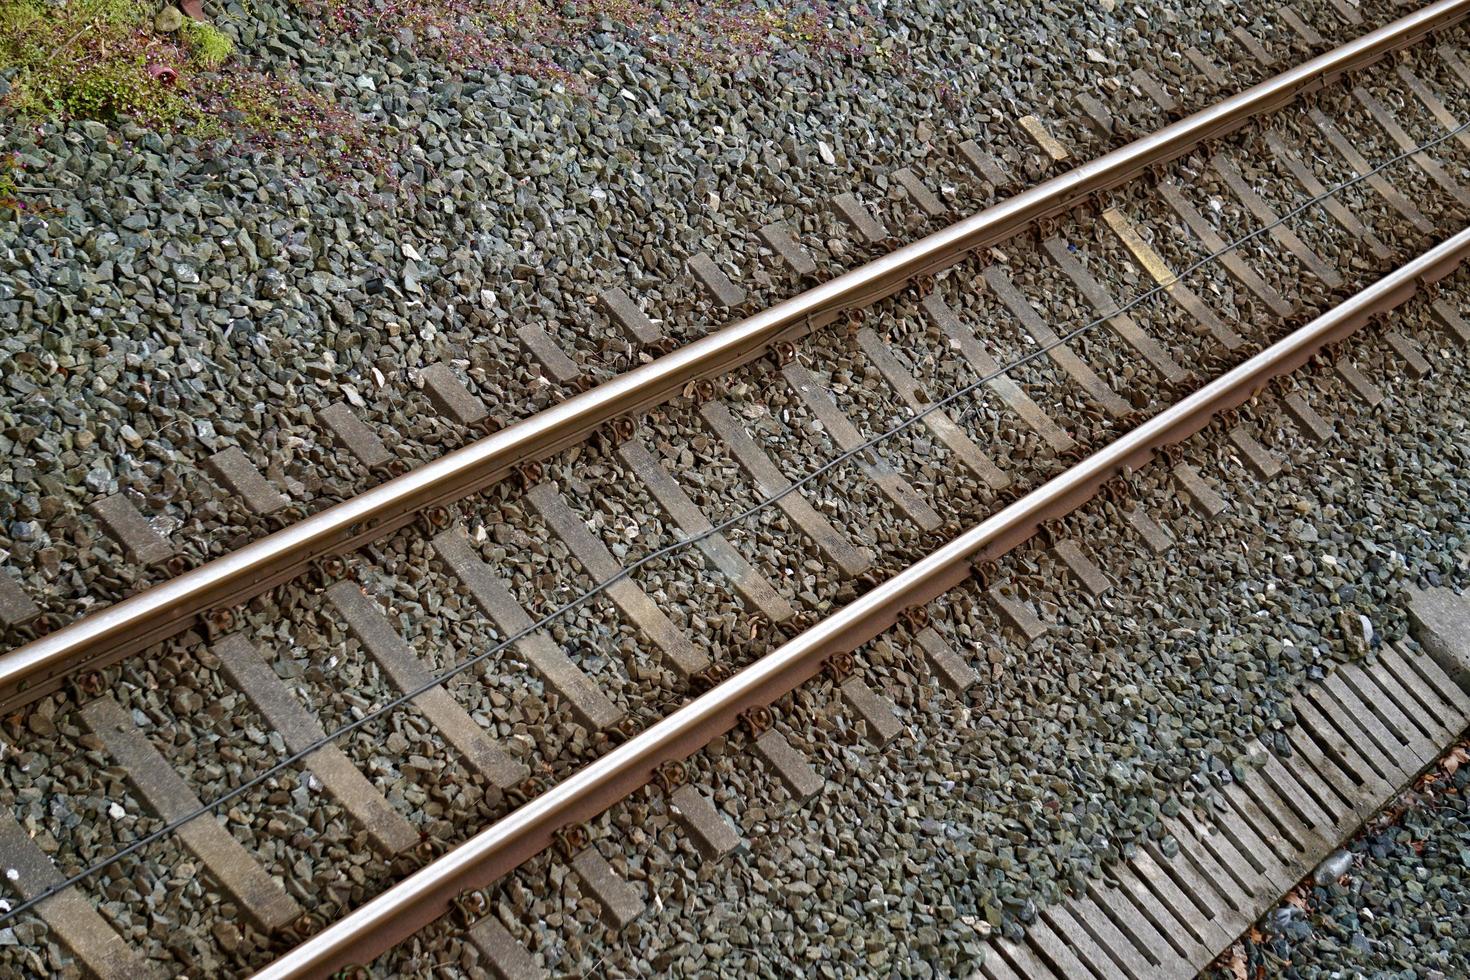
[1,0,1465,715]
[250,225,1470,979]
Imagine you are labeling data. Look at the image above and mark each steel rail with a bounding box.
[2,0,1465,714]
[252,226,1470,979]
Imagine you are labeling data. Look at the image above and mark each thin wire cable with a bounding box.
[6,114,1468,926]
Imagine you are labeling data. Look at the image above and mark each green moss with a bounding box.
[184,21,233,68]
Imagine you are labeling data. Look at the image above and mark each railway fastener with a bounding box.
[902,604,931,632]
[823,651,855,683]
[450,889,489,929]
[289,913,323,942]
[653,760,688,794]
[738,705,774,738]
[515,461,543,490]
[552,824,590,861]
[692,663,733,693]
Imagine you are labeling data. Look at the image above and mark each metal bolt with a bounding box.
[738,705,774,737]
[653,760,688,794]
[823,651,855,683]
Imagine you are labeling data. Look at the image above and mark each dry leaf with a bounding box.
[1228,944,1247,980]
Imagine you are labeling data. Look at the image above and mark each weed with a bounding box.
[184,21,234,68]
[0,0,388,184]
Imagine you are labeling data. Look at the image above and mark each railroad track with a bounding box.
[3,3,1470,978]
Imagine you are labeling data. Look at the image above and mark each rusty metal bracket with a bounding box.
[823,651,855,683]
[653,760,688,794]
[691,662,733,693]
[552,823,590,861]
[969,558,996,591]
[738,705,774,738]
[450,889,489,929]
[420,506,452,534]
[901,604,930,632]
[603,416,636,447]
[516,461,544,491]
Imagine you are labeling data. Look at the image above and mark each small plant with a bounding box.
[0,0,388,185]
[184,20,233,68]
[0,153,21,217]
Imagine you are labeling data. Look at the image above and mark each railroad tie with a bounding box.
[1172,463,1229,519]
[1333,358,1384,407]
[1264,131,1391,262]
[316,402,392,470]
[599,286,665,348]
[89,493,175,567]
[1155,182,1294,317]
[0,569,39,629]
[831,192,890,245]
[327,580,528,788]
[1074,92,1114,138]
[687,252,746,308]
[1183,46,1228,88]
[1211,154,1343,288]
[418,362,490,428]
[616,439,795,624]
[569,846,646,929]
[213,633,420,855]
[921,293,1076,453]
[1281,391,1335,442]
[1383,331,1433,379]
[1231,26,1276,68]
[431,529,625,732]
[467,915,546,980]
[853,327,1011,490]
[1394,66,1470,153]
[756,220,817,277]
[1125,507,1175,555]
[0,813,168,980]
[1051,539,1112,598]
[1016,114,1071,163]
[988,586,1050,646]
[1356,87,1470,207]
[1309,109,1433,233]
[1327,0,1362,24]
[1441,43,1470,85]
[890,167,946,218]
[80,694,303,932]
[516,323,583,388]
[781,363,942,531]
[1430,298,1470,343]
[1226,424,1284,480]
[839,676,903,746]
[699,400,873,578]
[1129,69,1177,115]
[956,140,1019,192]
[751,729,825,803]
[667,783,745,861]
[1100,208,1244,350]
[982,265,1133,418]
[525,483,709,679]
[1042,236,1188,382]
[206,446,290,516]
[913,626,977,695]
[1280,6,1324,46]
